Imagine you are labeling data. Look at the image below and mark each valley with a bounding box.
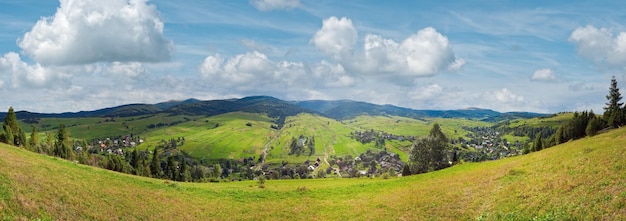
[0,125,624,220]
[0,96,622,220]
[1,96,567,182]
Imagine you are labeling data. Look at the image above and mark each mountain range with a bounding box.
[1,96,548,122]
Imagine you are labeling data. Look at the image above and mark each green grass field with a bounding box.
[342,115,493,139]
[1,126,625,220]
[507,112,574,128]
[140,112,276,162]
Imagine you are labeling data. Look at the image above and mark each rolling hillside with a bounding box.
[1,126,624,220]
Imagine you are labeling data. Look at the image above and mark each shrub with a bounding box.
[257,175,266,188]
[381,172,390,179]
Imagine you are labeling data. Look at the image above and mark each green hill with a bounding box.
[1,127,625,220]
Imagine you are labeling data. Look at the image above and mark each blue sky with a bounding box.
[0,0,625,113]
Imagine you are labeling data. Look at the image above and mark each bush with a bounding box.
[257,175,266,188]
[381,172,390,179]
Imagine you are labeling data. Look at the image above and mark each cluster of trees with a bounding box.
[350,129,415,149]
[497,125,556,140]
[0,108,26,146]
[524,76,623,154]
[405,123,455,175]
[288,135,315,156]
[0,107,78,162]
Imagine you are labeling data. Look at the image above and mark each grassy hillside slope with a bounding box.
[1,127,625,220]
[140,112,276,161]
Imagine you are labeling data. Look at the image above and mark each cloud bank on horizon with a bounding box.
[0,0,625,113]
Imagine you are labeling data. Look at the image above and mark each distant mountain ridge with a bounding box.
[1,96,549,122]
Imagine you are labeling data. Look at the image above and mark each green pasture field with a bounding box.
[342,115,493,139]
[140,112,276,162]
[506,112,574,128]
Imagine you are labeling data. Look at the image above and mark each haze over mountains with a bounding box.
[2,96,548,122]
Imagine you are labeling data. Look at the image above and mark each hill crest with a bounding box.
[0,96,549,121]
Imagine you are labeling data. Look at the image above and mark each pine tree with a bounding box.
[44,133,54,155]
[3,126,13,146]
[428,123,448,170]
[150,148,162,178]
[179,159,191,182]
[130,149,140,174]
[54,124,73,160]
[586,117,602,137]
[165,156,177,180]
[17,128,26,147]
[604,76,624,128]
[554,125,564,145]
[3,107,19,146]
[532,135,543,152]
[429,123,448,143]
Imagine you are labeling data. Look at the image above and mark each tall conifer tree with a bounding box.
[604,76,624,128]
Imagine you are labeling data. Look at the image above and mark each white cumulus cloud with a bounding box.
[312,16,462,82]
[311,17,357,61]
[107,62,145,78]
[311,60,355,87]
[200,51,274,86]
[569,25,626,69]
[18,0,173,65]
[531,68,557,81]
[0,52,69,89]
[493,88,524,103]
[408,84,444,100]
[199,52,357,95]
[250,0,300,11]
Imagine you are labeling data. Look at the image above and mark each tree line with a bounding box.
[524,76,622,154]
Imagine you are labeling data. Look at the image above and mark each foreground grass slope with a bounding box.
[1,127,626,220]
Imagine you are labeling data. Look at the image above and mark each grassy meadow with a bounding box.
[1,126,625,220]
[506,112,573,128]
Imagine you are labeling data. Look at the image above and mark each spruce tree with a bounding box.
[17,128,26,147]
[150,148,162,178]
[179,159,191,182]
[532,135,543,152]
[586,117,602,137]
[54,124,73,160]
[429,123,448,142]
[165,156,177,180]
[554,125,564,145]
[604,76,624,128]
[3,126,13,146]
[130,149,140,174]
[428,123,448,170]
[3,107,19,146]
[3,107,18,131]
